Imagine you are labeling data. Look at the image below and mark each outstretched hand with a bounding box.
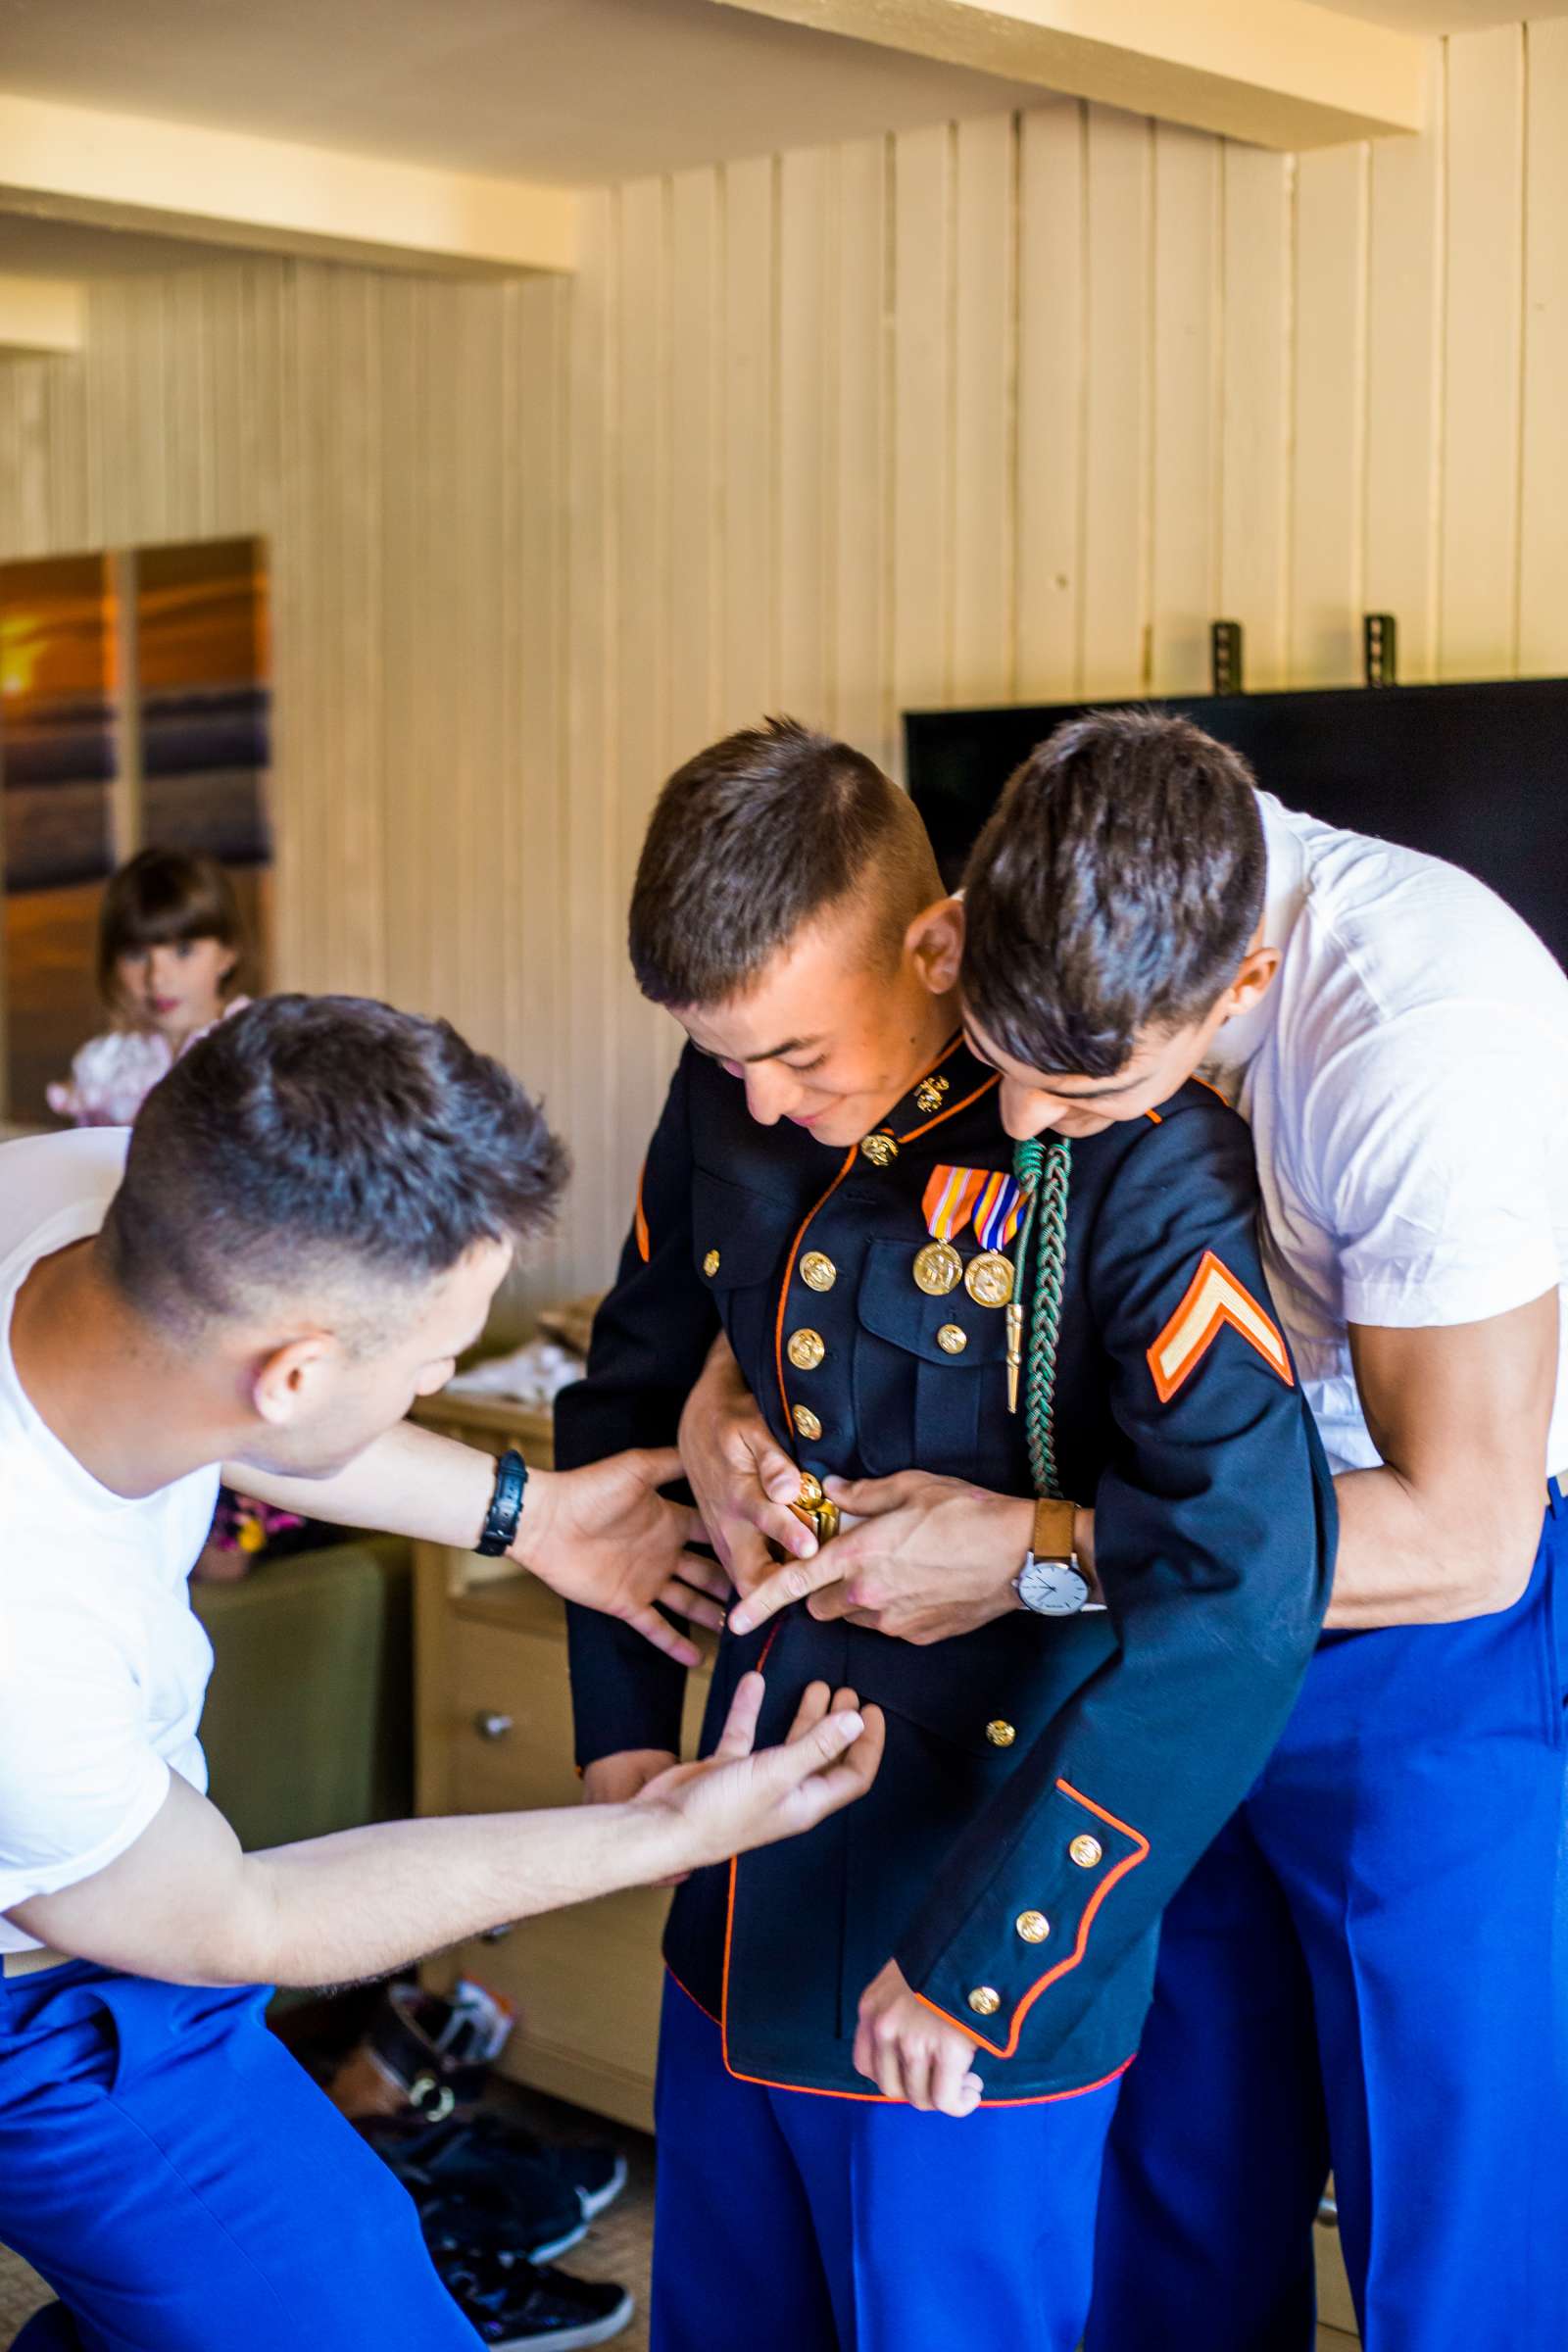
[636,1673,886,1872]
[515,1448,730,1665]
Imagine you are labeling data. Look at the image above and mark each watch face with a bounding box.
[1017,1556,1090,1617]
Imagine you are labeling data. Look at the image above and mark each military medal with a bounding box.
[916,1165,984,1294]
[913,1240,963,1296]
[965,1250,1014,1307]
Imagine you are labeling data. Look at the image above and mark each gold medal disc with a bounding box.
[912,1240,963,1297]
[965,1250,1015,1308]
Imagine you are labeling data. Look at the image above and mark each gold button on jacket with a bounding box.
[1015,1910,1051,1944]
[703,1249,720,1277]
[967,1985,1002,2017]
[936,1322,967,1354]
[985,1719,1016,1748]
[786,1328,826,1371]
[791,1403,823,1442]
[799,1250,837,1292]
[1069,1835,1103,1870]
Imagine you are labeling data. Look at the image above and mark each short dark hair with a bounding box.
[101,996,566,1334]
[961,710,1266,1077]
[98,847,249,1012]
[628,716,943,1008]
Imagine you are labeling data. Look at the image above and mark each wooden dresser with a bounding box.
[411,1390,710,2132]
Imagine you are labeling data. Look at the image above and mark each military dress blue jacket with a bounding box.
[559,1036,1336,2102]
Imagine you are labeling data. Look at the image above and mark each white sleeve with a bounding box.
[1309,1007,1561,1331]
[0,1628,172,1914]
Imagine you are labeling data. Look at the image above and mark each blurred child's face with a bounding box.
[116,937,237,1043]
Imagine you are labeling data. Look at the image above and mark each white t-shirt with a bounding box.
[0,1130,219,1951]
[1205,793,1568,1479]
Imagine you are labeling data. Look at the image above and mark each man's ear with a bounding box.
[906,896,965,996]
[1219,943,1281,1020]
[252,1332,334,1428]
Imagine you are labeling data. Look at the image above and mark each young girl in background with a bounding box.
[50,846,304,1576]
[48,846,250,1125]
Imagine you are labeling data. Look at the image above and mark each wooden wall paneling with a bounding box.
[1439,24,1525,677]
[1016,100,1086,701]
[1150,121,1222,695]
[891,122,956,731]
[614,175,675,1159]
[8,363,50,555]
[44,339,90,553]
[1080,106,1153,699]
[507,274,572,1310]
[720,155,777,732]
[951,111,1015,709]
[1363,49,1445,683]
[466,282,513,1053]
[829,134,891,767]
[377,273,429,1018]
[270,257,307,986]
[294,265,345,990]
[1290,144,1370,685]
[1518,17,1568,675]
[668,168,721,767]
[333,269,387,1003]
[564,189,620,1287]
[1218,143,1295,689]
[777,143,834,730]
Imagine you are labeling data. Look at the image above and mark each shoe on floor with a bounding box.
[434,2247,633,2349]
[465,2110,629,2222]
[356,2115,587,2264]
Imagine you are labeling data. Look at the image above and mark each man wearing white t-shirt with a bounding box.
[0,994,883,2352]
[719,709,1566,2347]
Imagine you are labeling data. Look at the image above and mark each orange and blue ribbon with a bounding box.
[973,1171,1026,1251]
[922,1164,1022,1246]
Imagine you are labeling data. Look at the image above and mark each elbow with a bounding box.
[1451,1500,1542,1619]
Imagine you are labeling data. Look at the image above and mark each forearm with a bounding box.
[229,1420,570,1575]
[1326,1460,1542,1627]
[240,1801,677,1987]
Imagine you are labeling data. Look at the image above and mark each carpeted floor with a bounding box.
[0,2081,656,2352]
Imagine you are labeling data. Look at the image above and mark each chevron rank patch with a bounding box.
[1147,1249,1293,1403]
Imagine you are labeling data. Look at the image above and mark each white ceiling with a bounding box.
[0,0,1044,185]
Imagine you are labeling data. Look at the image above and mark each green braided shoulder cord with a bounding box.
[1012,1134,1072,1501]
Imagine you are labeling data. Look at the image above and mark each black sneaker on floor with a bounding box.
[464,2111,629,2223]
[356,2116,588,2264]
[434,2246,633,2350]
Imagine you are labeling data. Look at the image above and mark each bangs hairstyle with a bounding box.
[628,716,943,1009]
[97,848,248,1012]
[961,709,1266,1078]
[101,995,568,1339]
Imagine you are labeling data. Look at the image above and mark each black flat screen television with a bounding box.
[905,680,1568,971]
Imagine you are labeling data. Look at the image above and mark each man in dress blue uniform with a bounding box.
[732,710,1568,2349]
[559,719,1336,2352]
[0,996,883,2352]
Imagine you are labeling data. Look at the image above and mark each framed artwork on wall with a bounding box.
[0,534,272,1125]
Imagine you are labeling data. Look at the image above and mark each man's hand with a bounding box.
[635,1674,885,1873]
[517,1449,730,1665]
[854,1959,984,2116]
[729,1471,1035,1642]
[678,1333,819,1595]
[581,1750,677,1804]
